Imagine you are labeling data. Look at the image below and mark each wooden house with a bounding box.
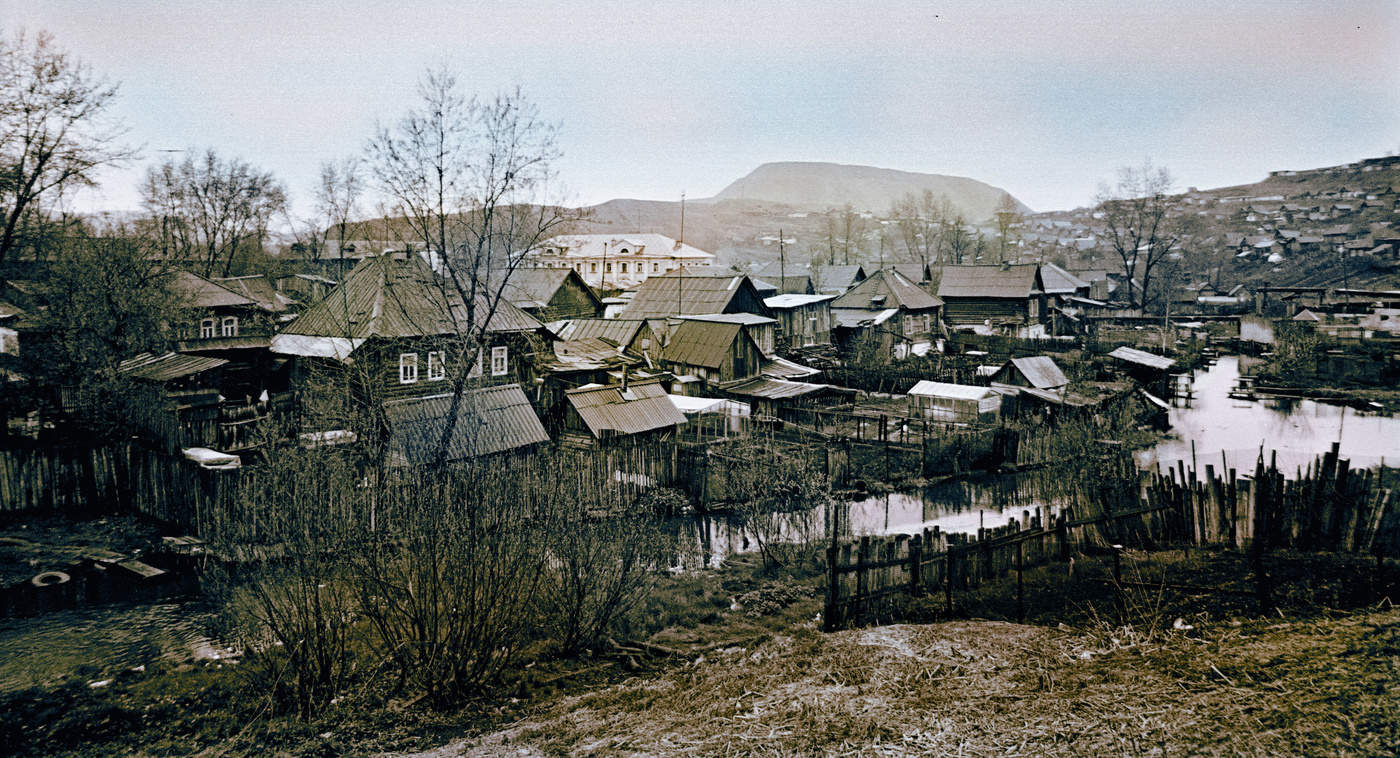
[554,318,660,358]
[680,313,778,356]
[830,269,943,360]
[173,271,281,353]
[990,356,1068,393]
[764,293,836,348]
[936,264,1047,332]
[660,319,766,387]
[497,267,604,322]
[272,253,548,414]
[559,379,687,448]
[754,262,866,296]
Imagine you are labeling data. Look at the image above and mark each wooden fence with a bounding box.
[824,442,1396,630]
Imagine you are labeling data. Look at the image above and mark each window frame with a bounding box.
[426,350,446,381]
[220,316,238,337]
[199,317,217,339]
[399,352,419,384]
[490,345,508,376]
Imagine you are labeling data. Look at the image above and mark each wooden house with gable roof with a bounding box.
[272,253,548,408]
[936,264,1047,331]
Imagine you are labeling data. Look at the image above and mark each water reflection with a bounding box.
[673,469,1074,567]
[1139,355,1400,473]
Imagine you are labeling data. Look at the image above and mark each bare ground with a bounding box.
[401,608,1400,757]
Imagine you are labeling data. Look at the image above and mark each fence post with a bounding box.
[855,535,870,623]
[1016,538,1025,624]
[824,544,839,632]
[945,543,955,616]
[909,534,923,596]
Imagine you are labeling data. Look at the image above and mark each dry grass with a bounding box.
[413,606,1400,757]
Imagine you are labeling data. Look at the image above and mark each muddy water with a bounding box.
[0,600,228,693]
[1140,355,1400,474]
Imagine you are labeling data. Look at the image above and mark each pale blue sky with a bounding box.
[6,0,1398,216]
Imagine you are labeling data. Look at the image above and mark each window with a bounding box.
[590,263,597,273]
[922,313,931,332]
[605,262,612,273]
[427,351,445,381]
[903,315,914,335]
[652,262,659,272]
[220,316,238,337]
[490,346,508,376]
[620,262,628,273]
[199,317,216,339]
[399,353,418,384]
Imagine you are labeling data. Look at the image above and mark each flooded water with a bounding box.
[1140,355,1400,474]
[0,600,227,694]
[677,470,1072,566]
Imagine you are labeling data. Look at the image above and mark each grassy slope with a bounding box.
[431,608,1400,757]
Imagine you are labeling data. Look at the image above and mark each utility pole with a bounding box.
[679,191,686,246]
[779,227,786,291]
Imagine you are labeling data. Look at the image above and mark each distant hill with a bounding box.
[707,162,1031,220]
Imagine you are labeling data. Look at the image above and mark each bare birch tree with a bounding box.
[891,189,945,270]
[0,30,133,267]
[993,192,1023,263]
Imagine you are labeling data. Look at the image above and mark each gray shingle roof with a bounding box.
[173,271,256,309]
[119,352,228,382]
[1000,356,1067,390]
[937,264,1042,299]
[559,318,646,347]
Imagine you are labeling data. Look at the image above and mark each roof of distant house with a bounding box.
[1038,262,1089,294]
[764,293,836,309]
[621,270,770,319]
[907,381,998,401]
[213,274,293,312]
[832,269,942,311]
[1107,346,1176,371]
[533,233,715,260]
[384,384,549,464]
[498,267,603,312]
[557,318,649,347]
[172,271,257,309]
[565,380,687,437]
[936,264,1042,299]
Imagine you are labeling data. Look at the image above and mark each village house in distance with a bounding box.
[523,233,716,290]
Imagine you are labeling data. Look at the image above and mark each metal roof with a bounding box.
[620,271,772,320]
[723,377,840,400]
[662,320,753,369]
[832,307,899,328]
[832,269,942,311]
[764,293,836,309]
[565,380,686,437]
[1038,262,1089,294]
[119,352,228,382]
[282,254,542,341]
[1107,346,1176,371]
[557,318,647,347]
[907,381,997,401]
[1001,356,1068,389]
[213,275,292,312]
[761,356,820,380]
[499,267,603,312]
[681,312,777,326]
[384,383,549,464]
[937,264,1042,299]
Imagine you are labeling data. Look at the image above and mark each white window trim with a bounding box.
[399,352,419,384]
[220,316,238,337]
[199,317,216,339]
[426,350,445,381]
[490,345,508,376]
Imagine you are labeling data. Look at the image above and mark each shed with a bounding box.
[383,383,549,465]
[990,356,1067,391]
[906,381,1001,424]
[563,380,687,444]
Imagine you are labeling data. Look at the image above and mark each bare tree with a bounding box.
[1095,161,1190,311]
[367,68,575,465]
[0,30,134,267]
[838,204,866,266]
[140,149,288,277]
[942,210,972,265]
[993,192,1023,263]
[291,157,363,263]
[890,189,946,270]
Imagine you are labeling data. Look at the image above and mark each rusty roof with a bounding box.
[384,383,549,464]
[566,380,686,437]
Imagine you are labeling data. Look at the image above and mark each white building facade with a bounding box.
[524,233,715,289]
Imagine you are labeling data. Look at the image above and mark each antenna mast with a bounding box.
[679,191,686,245]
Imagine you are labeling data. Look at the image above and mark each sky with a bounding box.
[6,0,1399,218]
